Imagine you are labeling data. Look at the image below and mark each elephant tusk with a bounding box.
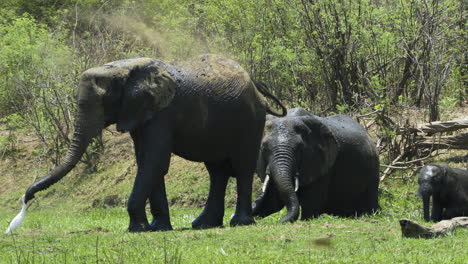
[294,176,299,192]
[262,175,270,193]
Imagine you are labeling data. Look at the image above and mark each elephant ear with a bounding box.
[256,148,267,182]
[298,116,338,186]
[432,165,448,185]
[257,118,276,181]
[116,58,176,132]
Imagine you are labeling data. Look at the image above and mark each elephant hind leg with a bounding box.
[229,150,260,227]
[192,159,232,229]
[299,183,329,220]
[351,185,380,217]
[442,208,468,220]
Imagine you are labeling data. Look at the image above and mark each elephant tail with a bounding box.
[254,80,287,117]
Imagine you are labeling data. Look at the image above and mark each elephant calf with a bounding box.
[418,164,468,222]
[253,108,380,222]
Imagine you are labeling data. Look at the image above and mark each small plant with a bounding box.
[0,134,17,157]
[336,103,349,114]
[439,96,458,120]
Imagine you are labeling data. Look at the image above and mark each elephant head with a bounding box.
[417,165,448,221]
[253,111,338,222]
[24,58,176,203]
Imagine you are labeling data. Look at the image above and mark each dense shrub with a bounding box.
[0,9,81,164]
[0,0,465,165]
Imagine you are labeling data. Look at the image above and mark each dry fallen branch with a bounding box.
[399,119,468,136]
[399,217,468,238]
[418,119,468,135]
[415,132,468,150]
[379,152,445,182]
[380,154,402,182]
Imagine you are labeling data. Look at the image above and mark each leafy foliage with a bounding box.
[0,0,465,165]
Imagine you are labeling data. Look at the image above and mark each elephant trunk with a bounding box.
[421,193,431,222]
[24,101,103,203]
[418,183,432,222]
[252,176,285,217]
[270,146,300,222]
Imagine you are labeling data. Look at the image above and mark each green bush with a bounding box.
[0,9,79,163]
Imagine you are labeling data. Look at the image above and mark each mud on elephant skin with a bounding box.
[417,164,468,222]
[21,54,286,232]
[253,107,380,222]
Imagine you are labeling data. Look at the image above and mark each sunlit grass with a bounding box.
[2,147,467,263]
[1,204,467,263]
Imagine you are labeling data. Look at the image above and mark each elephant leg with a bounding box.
[431,196,443,222]
[299,181,329,220]
[192,160,231,229]
[148,179,173,231]
[128,123,172,232]
[354,184,380,216]
[441,207,466,220]
[230,154,258,227]
[252,183,284,218]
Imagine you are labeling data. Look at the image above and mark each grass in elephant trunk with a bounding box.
[1,206,467,263]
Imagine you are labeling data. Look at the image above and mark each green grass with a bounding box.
[1,160,468,263]
[1,204,467,263]
[1,131,467,263]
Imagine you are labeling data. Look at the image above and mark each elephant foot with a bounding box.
[149,219,173,232]
[252,198,264,217]
[252,202,271,218]
[192,213,224,229]
[230,214,255,227]
[128,222,151,233]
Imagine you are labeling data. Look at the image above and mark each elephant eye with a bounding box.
[261,144,269,154]
[294,124,310,135]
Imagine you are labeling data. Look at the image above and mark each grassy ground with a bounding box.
[1,125,467,263]
[1,206,467,263]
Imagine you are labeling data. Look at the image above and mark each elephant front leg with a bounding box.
[148,179,173,231]
[192,160,230,229]
[127,174,151,232]
[252,183,284,218]
[128,123,172,232]
[431,197,443,222]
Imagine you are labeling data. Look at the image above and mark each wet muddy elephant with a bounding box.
[22,54,286,232]
[418,164,468,222]
[253,108,380,222]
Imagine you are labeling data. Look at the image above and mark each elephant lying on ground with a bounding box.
[417,164,468,222]
[253,108,380,222]
[20,54,286,232]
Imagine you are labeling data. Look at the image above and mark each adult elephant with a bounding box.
[22,54,286,232]
[253,108,380,222]
[417,164,468,222]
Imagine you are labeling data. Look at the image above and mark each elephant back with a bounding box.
[323,114,380,187]
[165,54,254,103]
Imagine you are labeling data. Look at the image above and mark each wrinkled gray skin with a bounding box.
[253,108,380,222]
[417,164,468,222]
[23,54,286,232]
